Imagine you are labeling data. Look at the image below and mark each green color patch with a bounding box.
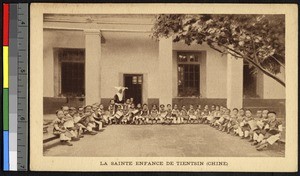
[3,88,9,130]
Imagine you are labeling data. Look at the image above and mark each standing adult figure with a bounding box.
[114,86,128,105]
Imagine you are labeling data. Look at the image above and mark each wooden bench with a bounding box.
[43,135,59,143]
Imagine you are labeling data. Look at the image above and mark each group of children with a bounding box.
[52,98,283,151]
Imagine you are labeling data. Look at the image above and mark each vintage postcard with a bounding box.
[30,3,298,172]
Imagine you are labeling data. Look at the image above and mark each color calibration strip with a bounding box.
[3,3,29,171]
[3,3,10,171]
[17,3,29,171]
[9,4,18,171]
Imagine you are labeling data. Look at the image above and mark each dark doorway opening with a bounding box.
[124,74,143,105]
[243,64,258,98]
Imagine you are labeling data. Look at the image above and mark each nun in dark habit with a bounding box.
[114,86,128,105]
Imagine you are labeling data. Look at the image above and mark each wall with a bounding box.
[44,30,160,102]
[263,73,285,99]
[101,32,159,103]
[43,30,85,97]
[44,30,285,106]
[172,42,227,99]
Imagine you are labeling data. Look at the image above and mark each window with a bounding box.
[132,76,143,84]
[58,49,85,97]
[177,52,201,97]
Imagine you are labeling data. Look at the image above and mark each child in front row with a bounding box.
[121,103,133,124]
[164,104,173,125]
[251,109,269,146]
[187,105,197,124]
[256,111,283,151]
[61,106,80,141]
[240,109,254,139]
[195,105,202,123]
[225,108,238,134]
[214,108,230,130]
[150,104,160,124]
[53,110,73,146]
[131,103,142,124]
[107,99,116,124]
[234,108,245,136]
[172,104,180,124]
[180,105,189,124]
[139,104,149,125]
[114,105,124,124]
[201,105,210,123]
[159,104,168,124]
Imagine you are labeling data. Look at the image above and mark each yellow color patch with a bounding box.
[3,46,9,88]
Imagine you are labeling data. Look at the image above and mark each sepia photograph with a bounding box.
[30,3,298,172]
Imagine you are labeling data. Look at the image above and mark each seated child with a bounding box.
[130,98,134,105]
[82,105,98,135]
[121,104,131,124]
[124,99,131,109]
[150,104,160,124]
[73,107,87,138]
[68,107,84,139]
[171,104,180,124]
[73,107,86,137]
[195,105,202,123]
[180,105,189,124]
[61,106,74,127]
[159,104,167,124]
[234,108,245,136]
[53,110,73,146]
[201,105,211,124]
[102,110,111,126]
[131,103,142,124]
[139,104,149,125]
[97,104,107,126]
[256,111,283,151]
[247,110,263,142]
[107,99,116,124]
[223,108,238,133]
[209,105,220,126]
[221,108,232,131]
[187,105,197,124]
[254,110,263,129]
[215,108,230,130]
[252,109,269,145]
[61,106,80,141]
[164,104,173,125]
[240,109,255,139]
[113,105,124,124]
[92,104,104,130]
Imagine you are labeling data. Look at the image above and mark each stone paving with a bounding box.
[43,124,284,157]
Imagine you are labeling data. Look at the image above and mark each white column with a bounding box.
[84,29,101,105]
[158,37,173,105]
[227,54,243,109]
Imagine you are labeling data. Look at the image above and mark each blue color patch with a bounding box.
[3,131,9,170]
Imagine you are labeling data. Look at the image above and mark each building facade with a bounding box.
[43,14,285,114]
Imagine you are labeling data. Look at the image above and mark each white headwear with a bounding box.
[114,86,128,101]
[114,86,128,92]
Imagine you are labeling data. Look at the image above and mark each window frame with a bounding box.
[177,51,201,97]
[56,48,85,97]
